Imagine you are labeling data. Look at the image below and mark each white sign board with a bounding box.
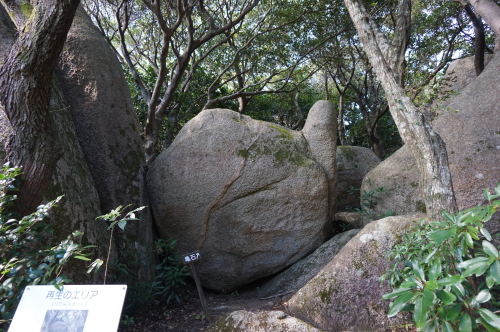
[9,285,127,332]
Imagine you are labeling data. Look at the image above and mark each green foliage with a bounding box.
[380,184,500,331]
[95,204,145,285]
[117,238,189,312]
[346,179,395,219]
[150,238,189,304]
[0,165,92,329]
[93,206,188,309]
[120,314,134,326]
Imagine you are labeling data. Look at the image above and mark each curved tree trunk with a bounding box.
[468,0,500,36]
[343,0,457,218]
[0,0,80,216]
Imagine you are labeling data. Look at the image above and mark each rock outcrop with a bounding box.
[258,229,360,297]
[206,310,322,332]
[148,101,337,291]
[336,146,381,211]
[56,6,153,281]
[288,214,425,332]
[362,53,500,223]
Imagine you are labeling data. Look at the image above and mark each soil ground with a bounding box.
[117,280,417,332]
[117,280,287,332]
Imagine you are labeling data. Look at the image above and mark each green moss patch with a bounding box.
[339,146,356,161]
[267,124,294,139]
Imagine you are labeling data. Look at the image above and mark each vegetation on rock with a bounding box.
[381,184,500,331]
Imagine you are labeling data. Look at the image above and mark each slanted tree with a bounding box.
[343,0,458,218]
[0,0,80,216]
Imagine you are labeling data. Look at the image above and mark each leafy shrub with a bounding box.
[380,184,500,331]
[94,206,188,309]
[0,165,92,330]
[346,180,395,219]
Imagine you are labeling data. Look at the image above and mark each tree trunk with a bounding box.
[468,0,500,36]
[337,93,346,146]
[463,4,485,75]
[343,0,457,218]
[0,0,80,216]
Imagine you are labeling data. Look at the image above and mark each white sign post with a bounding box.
[8,285,127,332]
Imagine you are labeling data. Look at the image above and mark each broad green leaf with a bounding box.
[436,290,456,305]
[483,241,499,258]
[460,313,473,332]
[477,317,500,332]
[382,287,412,300]
[421,319,438,332]
[464,232,473,248]
[457,257,489,270]
[451,283,465,297]
[484,188,492,201]
[442,210,454,222]
[475,289,491,304]
[425,248,438,264]
[387,290,414,317]
[481,228,492,241]
[117,219,127,230]
[445,303,462,321]
[423,287,434,308]
[425,280,438,291]
[400,278,418,288]
[486,269,495,288]
[443,321,454,332]
[478,309,500,327]
[437,275,462,286]
[74,255,91,261]
[429,260,442,280]
[414,298,427,328]
[462,261,490,277]
[413,261,425,281]
[28,269,44,278]
[490,260,500,283]
[429,226,456,245]
[401,303,414,312]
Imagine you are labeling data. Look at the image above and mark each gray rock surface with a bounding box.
[148,101,337,291]
[56,6,153,281]
[437,54,493,106]
[259,229,360,297]
[334,212,372,229]
[302,101,338,222]
[336,146,381,211]
[288,214,426,332]
[207,310,322,332]
[363,53,500,224]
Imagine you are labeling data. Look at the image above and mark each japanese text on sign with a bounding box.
[183,251,201,264]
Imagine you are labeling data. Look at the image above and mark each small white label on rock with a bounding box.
[476,173,484,179]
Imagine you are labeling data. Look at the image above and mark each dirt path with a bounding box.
[118,281,289,332]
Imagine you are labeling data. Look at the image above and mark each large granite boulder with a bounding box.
[0,5,110,283]
[436,54,493,108]
[207,310,322,332]
[258,229,360,297]
[363,53,500,222]
[336,146,381,211]
[288,214,426,332]
[148,101,337,291]
[56,6,153,281]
